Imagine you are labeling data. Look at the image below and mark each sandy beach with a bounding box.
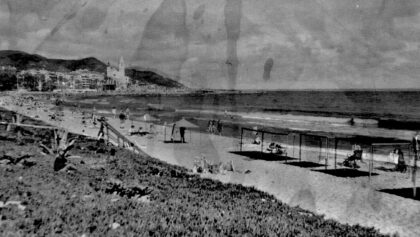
[1,94,420,237]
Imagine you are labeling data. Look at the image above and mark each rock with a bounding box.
[0,201,26,210]
[111,222,120,229]
[0,160,10,166]
[136,195,151,203]
[110,198,119,202]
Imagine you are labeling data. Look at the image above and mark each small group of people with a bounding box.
[112,106,131,120]
[207,119,223,135]
[170,125,186,143]
[267,142,287,155]
[344,144,408,172]
[128,125,147,136]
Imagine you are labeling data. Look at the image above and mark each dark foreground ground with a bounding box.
[0,109,388,236]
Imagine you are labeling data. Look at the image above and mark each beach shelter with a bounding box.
[164,118,198,143]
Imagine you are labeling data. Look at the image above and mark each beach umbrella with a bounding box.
[164,118,198,143]
[174,118,199,129]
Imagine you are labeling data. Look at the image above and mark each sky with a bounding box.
[1,0,420,89]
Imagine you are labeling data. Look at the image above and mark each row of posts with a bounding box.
[240,128,419,197]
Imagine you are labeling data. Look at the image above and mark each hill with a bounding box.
[126,68,185,88]
[0,50,106,73]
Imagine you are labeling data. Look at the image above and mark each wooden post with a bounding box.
[334,139,338,170]
[413,152,417,198]
[164,123,167,142]
[413,137,418,198]
[319,139,322,163]
[240,128,243,152]
[369,146,373,182]
[106,125,109,144]
[292,134,296,158]
[299,134,302,162]
[325,138,328,170]
[261,131,264,154]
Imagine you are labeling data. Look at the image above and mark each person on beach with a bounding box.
[343,144,363,168]
[97,122,105,140]
[119,112,126,129]
[125,107,130,120]
[217,120,223,135]
[395,149,407,172]
[92,113,97,127]
[180,127,186,143]
[211,120,217,134]
[207,120,213,133]
[253,134,261,145]
[112,107,117,119]
[128,125,135,136]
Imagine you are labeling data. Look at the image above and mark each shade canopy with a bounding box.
[167,118,198,129]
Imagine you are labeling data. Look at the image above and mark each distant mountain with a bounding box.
[126,67,185,89]
[0,50,106,73]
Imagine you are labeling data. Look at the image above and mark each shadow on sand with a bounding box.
[379,187,420,201]
[164,140,187,144]
[230,151,295,162]
[314,169,379,178]
[285,161,326,168]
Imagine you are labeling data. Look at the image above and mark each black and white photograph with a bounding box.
[1,0,420,236]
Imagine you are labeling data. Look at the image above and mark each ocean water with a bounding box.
[68,90,420,162]
[73,90,420,122]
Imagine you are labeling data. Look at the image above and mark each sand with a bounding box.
[1,94,420,237]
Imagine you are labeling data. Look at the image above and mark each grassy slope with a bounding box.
[0,109,386,236]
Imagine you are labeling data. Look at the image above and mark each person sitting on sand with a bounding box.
[395,149,407,173]
[343,145,363,169]
[128,125,135,136]
[253,134,261,145]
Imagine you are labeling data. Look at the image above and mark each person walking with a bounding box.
[180,127,186,143]
[112,106,117,119]
[217,119,223,135]
[125,107,130,120]
[395,149,407,172]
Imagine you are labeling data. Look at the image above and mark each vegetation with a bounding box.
[0,74,17,91]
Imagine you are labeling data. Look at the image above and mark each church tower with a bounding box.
[118,56,125,73]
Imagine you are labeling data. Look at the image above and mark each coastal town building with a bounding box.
[0,65,17,75]
[104,56,130,90]
[1,57,134,92]
[15,68,105,91]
